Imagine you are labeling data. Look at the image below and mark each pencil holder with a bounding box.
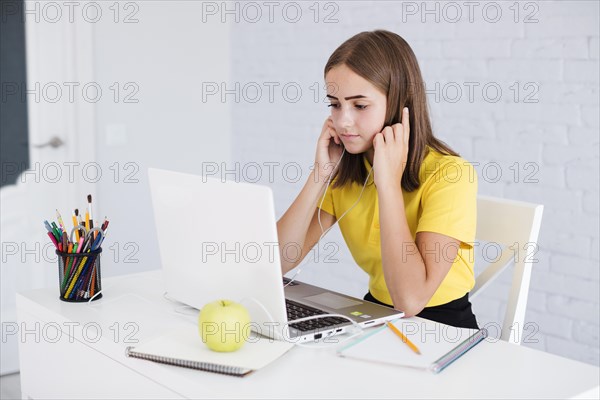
[56,248,103,302]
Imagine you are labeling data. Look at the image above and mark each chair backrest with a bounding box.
[471,195,544,345]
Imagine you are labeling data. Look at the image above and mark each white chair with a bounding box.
[470,195,544,345]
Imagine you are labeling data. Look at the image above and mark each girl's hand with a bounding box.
[314,117,344,183]
[372,107,410,189]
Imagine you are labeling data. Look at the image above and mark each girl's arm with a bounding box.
[378,185,459,316]
[277,117,342,275]
[373,107,461,316]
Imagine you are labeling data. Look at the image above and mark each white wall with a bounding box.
[229,1,599,366]
[93,2,231,276]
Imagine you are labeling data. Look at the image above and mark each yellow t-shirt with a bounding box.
[318,146,477,307]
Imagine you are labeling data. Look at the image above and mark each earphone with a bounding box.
[284,146,374,287]
[317,148,374,237]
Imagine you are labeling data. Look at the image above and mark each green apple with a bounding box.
[198,299,251,352]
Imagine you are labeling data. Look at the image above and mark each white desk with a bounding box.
[16,270,600,399]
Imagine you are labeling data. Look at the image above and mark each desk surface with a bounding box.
[16,270,600,399]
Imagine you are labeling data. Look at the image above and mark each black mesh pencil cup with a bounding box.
[57,248,103,302]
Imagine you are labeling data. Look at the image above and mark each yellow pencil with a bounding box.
[64,255,88,299]
[386,321,421,355]
[72,214,79,241]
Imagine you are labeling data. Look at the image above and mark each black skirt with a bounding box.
[363,291,479,330]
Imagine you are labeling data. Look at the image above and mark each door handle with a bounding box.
[32,136,65,149]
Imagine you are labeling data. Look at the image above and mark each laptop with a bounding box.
[148,167,404,342]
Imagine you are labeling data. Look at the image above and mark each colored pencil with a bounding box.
[386,321,421,355]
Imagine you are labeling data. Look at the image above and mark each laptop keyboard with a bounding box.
[285,299,348,332]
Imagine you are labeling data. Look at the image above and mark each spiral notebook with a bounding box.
[337,317,487,374]
[126,327,294,377]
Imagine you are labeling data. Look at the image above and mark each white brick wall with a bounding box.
[228,0,599,366]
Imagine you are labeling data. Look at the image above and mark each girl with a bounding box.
[276,30,479,329]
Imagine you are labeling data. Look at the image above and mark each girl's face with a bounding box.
[325,64,387,155]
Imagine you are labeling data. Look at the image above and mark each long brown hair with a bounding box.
[325,30,458,191]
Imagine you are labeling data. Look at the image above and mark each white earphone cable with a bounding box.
[284,150,373,287]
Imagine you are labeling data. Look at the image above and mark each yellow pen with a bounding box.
[85,211,90,231]
[386,321,421,355]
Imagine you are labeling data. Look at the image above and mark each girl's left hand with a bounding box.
[372,107,410,189]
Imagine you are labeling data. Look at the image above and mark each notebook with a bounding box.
[125,327,294,377]
[337,317,487,374]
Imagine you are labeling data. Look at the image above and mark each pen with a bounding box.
[90,268,96,298]
[64,255,88,299]
[63,242,74,278]
[50,222,61,241]
[91,232,103,251]
[47,232,59,249]
[56,209,66,233]
[87,194,94,230]
[73,209,80,241]
[65,235,90,298]
[43,220,53,234]
[100,217,108,231]
[386,321,421,355]
[80,235,90,253]
[61,232,68,253]
[62,236,84,289]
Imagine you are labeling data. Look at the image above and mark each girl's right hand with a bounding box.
[314,117,344,183]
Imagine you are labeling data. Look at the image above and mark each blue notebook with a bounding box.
[337,317,487,374]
